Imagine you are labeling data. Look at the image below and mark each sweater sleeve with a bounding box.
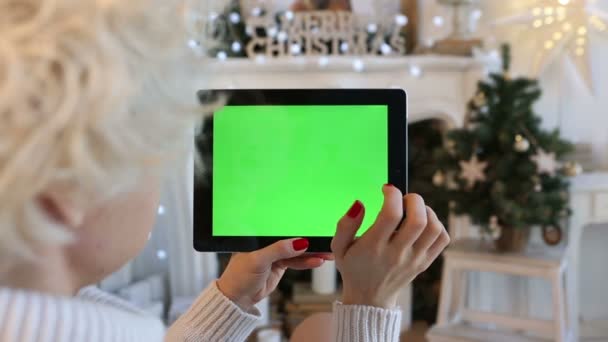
[332,302,402,342]
[166,281,260,342]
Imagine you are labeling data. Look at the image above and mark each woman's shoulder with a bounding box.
[0,287,165,342]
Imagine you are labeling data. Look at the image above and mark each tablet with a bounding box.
[193,89,407,253]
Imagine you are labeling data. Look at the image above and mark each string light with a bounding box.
[380,43,392,55]
[544,7,554,16]
[157,205,165,215]
[229,12,241,24]
[409,65,423,78]
[545,40,555,49]
[318,56,329,67]
[433,16,444,27]
[208,11,219,21]
[367,23,378,34]
[577,37,586,45]
[156,249,168,260]
[290,43,302,55]
[277,31,288,42]
[545,16,555,25]
[558,0,570,5]
[395,14,408,27]
[532,7,542,16]
[267,26,278,37]
[533,19,543,28]
[255,55,266,64]
[216,51,227,61]
[352,59,365,72]
[231,41,242,52]
[285,11,295,21]
[251,7,263,17]
[340,42,349,53]
[563,22,572,31]
[553,31,563,40]
[578,26,587,35]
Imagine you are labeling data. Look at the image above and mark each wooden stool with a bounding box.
[428,239,571,342]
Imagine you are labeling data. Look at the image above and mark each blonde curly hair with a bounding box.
[0,0,207,265]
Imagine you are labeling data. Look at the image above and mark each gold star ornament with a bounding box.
[459,155,488,188]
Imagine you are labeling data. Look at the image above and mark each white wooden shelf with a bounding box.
[428,323,554,342]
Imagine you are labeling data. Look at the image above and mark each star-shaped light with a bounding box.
[459,155,488,188]
[491,0,608,93]
[531,149,559,176]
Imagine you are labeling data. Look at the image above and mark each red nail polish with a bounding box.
[384,183,394,188]
[293,238,309,251]
[347,200,363,218]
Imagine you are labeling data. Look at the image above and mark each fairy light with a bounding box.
[395,14,408,27]
[285,10,295,21]
[216,51,227,61]
[277,31,288,42]
[545,16,555,25]
[318,56,329,67]
[367,23,378,34]
[545,40,555,49]
[353,59,365,72]
[563,22,572,31]
[558,0,570,5]
[251,7,263,17]
[533,7,542,16]
[409,65,423,78]
[553,31,563,40]
[290,43,302,55]
[340,42,349,53]
[229,12,241,24]
[544,7,554,16]
[576,47,585,56]
[578,26,587,35]
[534,19,543,28]
[157,205,165,215]
[231,41,242,52]
[267,26,278,37]
[433,16,444,27]
[577,37,586,45]
[380,43,392,55]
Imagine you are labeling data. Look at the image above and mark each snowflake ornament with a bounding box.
[531,149,558,176]
[459,155,488,188]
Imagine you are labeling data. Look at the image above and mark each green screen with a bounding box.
[213,105,388,237]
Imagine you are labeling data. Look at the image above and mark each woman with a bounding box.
[0,0,450,341]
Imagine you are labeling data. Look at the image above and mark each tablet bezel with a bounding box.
[194,89,407,253]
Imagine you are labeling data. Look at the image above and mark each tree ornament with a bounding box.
[503,71,512,80]
[514,134,530,152]
[531,149,558,176]
[446,171,459,190]
[542,225,563,246]
[488,216,502,240]
[563,161,583,177]
[472,92,486,107]
[432,170,446,187]
[459,155,488,188]
[534,183,542,192]
[445,139,457,155]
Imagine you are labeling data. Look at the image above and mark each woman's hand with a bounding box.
[217,239,332,312]
[332,185,450,309]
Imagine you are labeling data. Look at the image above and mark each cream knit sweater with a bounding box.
[0,281,401,342]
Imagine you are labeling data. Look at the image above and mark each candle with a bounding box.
[312,260,337,294]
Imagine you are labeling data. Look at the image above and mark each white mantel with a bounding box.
[203,55,489,127]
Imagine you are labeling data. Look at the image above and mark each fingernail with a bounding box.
[293,238,309,251]
[347,200,363,218]
[384,183,394,188]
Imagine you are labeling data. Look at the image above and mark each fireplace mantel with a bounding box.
[203,55,489,127]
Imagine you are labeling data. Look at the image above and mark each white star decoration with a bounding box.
[491,0,608,93]
[532,149,559,176]
[459,155,488,188]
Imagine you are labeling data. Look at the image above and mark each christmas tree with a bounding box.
[432,44,577,248]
